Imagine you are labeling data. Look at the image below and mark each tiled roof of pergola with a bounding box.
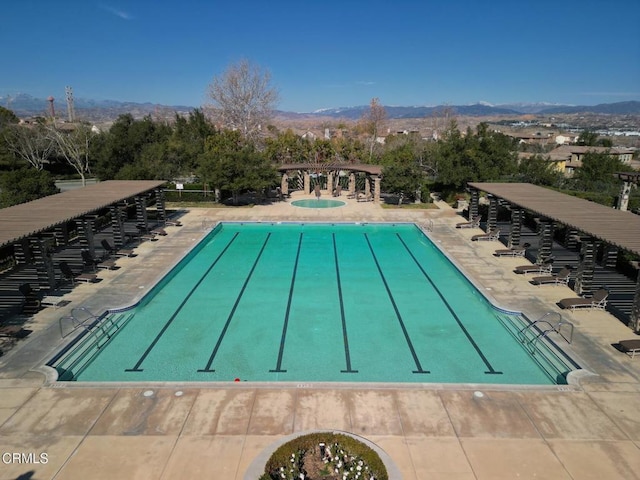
[468,182,640,256]
[0,180,166,249]
[277,163,383,175]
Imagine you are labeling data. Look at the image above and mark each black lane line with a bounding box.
[396,233,502,375]
[333,233,358,373]
[364,233,429,374]
[270,232,303,373]
[198,233,271,372]
[125,232,240,372]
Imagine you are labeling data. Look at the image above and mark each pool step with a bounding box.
[55,313,134,381]
[494,312,579,384]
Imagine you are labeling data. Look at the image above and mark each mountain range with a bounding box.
[1,93,639,121]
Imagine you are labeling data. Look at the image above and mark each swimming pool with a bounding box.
[51,222,577,384]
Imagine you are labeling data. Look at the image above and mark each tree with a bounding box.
[576,130,599,146]
[3,124,56,170]
[382,163,426,202]
[573,151,626,191]
[360,98,387,161]
[47,124,94,186]
[0,106,19,128]
[206,59,279,140]
[433,121,518,189]
[91,114,172,180]
[515,154,563,186]
[198,132,277,205]
[0,167,59,207]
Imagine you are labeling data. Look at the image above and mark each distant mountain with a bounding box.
[308,101,640,119]
[2,93,639,121]
[307,103,521,119]
[537,101,640,115]
[0,93,194,121]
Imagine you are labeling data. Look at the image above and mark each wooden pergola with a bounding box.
[0,180,167,290]
[467,182,640,332]
[276,163,383,201]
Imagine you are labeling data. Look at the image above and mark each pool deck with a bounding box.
[1,192,639,480]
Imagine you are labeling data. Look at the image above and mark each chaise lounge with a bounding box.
[456,216,480,229]
[18,283,41,314]
[617,339,640,358]
[471,228,500,241]
[101,239,135,258]
[514,256,554,275]
[558,288,609,311]
[81,249,117,271]
[494,242,531,257]
[59,261,98,284]
[531,267,571,286]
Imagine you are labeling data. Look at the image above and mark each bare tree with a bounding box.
[3,124,56,170]
[206,59,279,140]
[47,124,93,186]
[361,98,387,161]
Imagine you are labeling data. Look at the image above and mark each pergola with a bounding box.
[276,163,383,201]
[0,180,167,290]
[467,182,640,332]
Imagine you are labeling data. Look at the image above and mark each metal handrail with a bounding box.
[519,311,574,346]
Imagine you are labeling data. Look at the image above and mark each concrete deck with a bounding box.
[1,192,639,480]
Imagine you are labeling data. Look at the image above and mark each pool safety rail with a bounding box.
[495,312,579,384]
[53,308,134,381]
[519,312,574,347]
[202,218,217,231]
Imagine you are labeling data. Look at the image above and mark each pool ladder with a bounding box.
[59,307,122,349]
[518,312,574,351]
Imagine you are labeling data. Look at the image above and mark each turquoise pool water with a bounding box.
[291,199,345,208]
[53,223,576,384]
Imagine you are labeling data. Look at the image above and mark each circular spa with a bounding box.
[291,199,346,208]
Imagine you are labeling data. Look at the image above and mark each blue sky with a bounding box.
[2,0,639,112]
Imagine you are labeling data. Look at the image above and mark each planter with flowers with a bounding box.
[259,432,388,480]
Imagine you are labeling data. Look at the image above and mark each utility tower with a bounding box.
[65,86,76,122]
[47,96,55,118]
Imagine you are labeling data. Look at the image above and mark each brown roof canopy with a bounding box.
[0,180,166,248]
[277,163,383,176]
[468,182,640,256]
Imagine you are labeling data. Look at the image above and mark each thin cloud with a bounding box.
[356,81,376,86]
[99,4,133,20]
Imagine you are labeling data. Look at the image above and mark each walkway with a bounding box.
[0,192,639,480]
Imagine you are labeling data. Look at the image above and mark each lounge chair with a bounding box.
[357,192,373,202]
[59,261,98,284]
[0,325,32,339]
[456,216,480,229]
[81,249,117,271]
[164,219,182,227]
[494,242,531,257]
[514,256,554,275]
[18,283,41,314]
[135,224,159,241]
[471,228,500,241]
[101,239,135,257]
[617,339,640,358]
[531,267,571,286]
[558,288,609,311]
[346,191,357,199]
